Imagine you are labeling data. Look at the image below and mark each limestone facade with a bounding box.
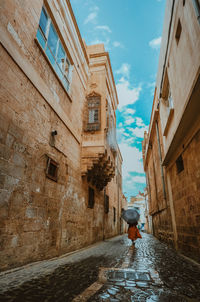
[142,0,200,262]
[0,0,123,270]
[129,192,148,230]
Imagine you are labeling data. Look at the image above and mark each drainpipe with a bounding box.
[117,167,120,235]
[166,173,178,249]
[146,171,154,235]
[155,120,167,200]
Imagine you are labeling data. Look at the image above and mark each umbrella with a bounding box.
[121,208,140,224]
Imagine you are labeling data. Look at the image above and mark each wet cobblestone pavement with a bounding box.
[0,233,200,301]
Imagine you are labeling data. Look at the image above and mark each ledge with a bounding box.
[162,73,200,166]
[144,109,159,167]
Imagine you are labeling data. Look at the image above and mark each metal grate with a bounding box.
[107,270,151,282]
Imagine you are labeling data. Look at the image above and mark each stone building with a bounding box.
[120,193,128,234]
[129,192,147,231]
[142,0,200,262]
[0,0,123,270]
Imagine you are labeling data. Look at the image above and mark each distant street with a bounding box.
[0,233,200,302]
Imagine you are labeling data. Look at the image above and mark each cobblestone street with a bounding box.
[0,233,200,302]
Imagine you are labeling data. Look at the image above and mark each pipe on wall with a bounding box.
[155,120,167,200]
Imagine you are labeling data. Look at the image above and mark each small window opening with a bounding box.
[46,157,58,181]
[183,0,185,6]
[113,207,116,223]
[88,187,95,208]
[104,195,109,214]
[176,154,184,174]
[175,19,182,44]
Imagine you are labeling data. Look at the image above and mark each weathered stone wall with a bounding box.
[0,0,122,271]
[145,114,173,245]
[158,0,200,153]
[0,43,88,269]
[169,129,200,262]
[104,177,118,238]
[143,0,200,263]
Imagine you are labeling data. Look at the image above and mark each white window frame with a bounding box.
[36,6,71,92]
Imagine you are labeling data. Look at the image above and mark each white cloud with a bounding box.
[125,137,135,144]
[131,176,146,183]
[84,12,97,24]
[116,63,130,78]
[125,118,135,125]
[84,7,99,24]
[124,108,136,115]
[149,36,162,49]
[129,126,149,138]
[117,78,141,110]
[135,117,145,127]
[95,25,112,33]
[117,127,130,143]
[113,41,123,48]
[91,6,99,11]
[147,81,156,96]
[119,142,144,178]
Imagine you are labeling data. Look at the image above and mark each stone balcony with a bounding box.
[81,135,116,190]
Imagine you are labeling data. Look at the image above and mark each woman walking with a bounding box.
[128,222,142,245]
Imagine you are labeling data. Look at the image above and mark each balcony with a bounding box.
[81,132,116,190]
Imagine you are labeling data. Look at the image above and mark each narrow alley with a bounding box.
[0,233,200,302]
[0,1,200,301]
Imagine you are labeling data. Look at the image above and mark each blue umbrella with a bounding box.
[121,209,140,224]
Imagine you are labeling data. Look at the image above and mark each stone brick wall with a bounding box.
[169,129,200,262]
[143,0,200,262]
[145,119,173,245]
[0,0,122,271]
[0,44,85,269]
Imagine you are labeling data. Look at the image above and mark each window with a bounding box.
[36,6,71,91]
[176,154,184,174]
[46,157,58,181]
[167,90,174,113]
[162,70,175,136]
[104,195,109,214]
[175,19,182,44]
[113,207,116,223]
[86,94,101,131]
[88,187,95,208]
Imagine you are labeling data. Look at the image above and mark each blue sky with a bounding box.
[71,0,166,200]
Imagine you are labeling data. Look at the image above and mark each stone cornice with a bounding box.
[89,52,119,109]
[66,0,89,65]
